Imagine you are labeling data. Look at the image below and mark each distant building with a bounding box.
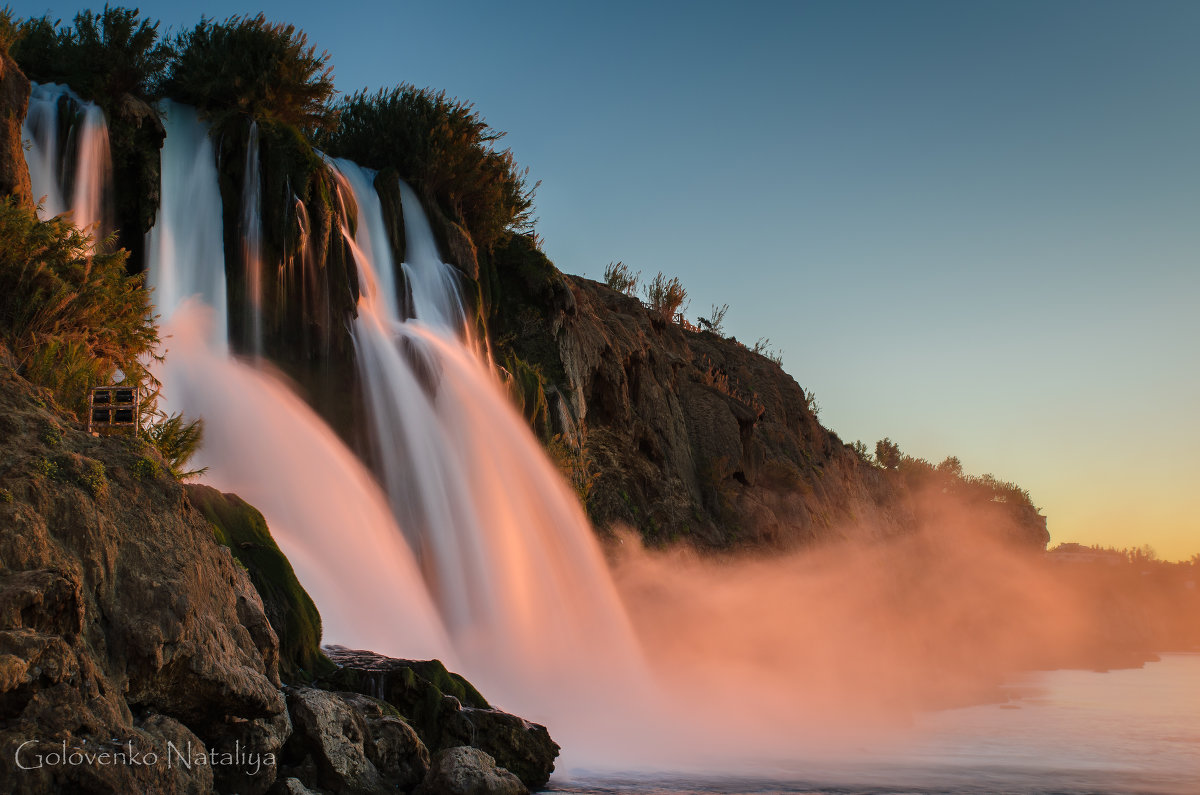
[1046,543,1125,565]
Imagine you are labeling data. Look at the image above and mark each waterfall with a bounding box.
[143,105,453,663]
[157,304,453,662]
[241,121,265,357]
[328,158,404,321]
[146,101,228,353]
[21,81,112,235]
[396,180,469,334]
[328,160,650,719]
[27,79,653,756]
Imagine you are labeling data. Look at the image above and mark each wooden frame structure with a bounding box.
[88,385,140,435]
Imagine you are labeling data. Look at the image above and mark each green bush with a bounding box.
[81,458,108,499]
[603,261,640,296]
[33,457,60,479]
[167,14,335,135]
[11,7,170,102]
[893,449,1037,512]
[131,456,160,480]
[144,412,206,480]
[39,422,63,446]
[0,199,159,417]
[0,487,13,504]
[323,85,537,252]
[644,271,688,321]
[875,437,901,470]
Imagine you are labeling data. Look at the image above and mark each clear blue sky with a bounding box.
[12,0,1200,558]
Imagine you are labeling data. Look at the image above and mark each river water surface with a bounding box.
[549,653,1200,794]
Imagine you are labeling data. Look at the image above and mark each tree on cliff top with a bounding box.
[11,7,170,104]
[0,8,18,57]
[875,437,902,470]
[323,85,538,252]
[166,13,336,135]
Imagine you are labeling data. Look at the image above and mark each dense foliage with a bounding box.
[0,198,158,416]
[10,6,169,103]
[166,14,336,135]
[324,85,537,252]
[144,411,206,479]
[643,271,688,321]
[867,436,1037,512]
[603,260,640,296]
[0,8,18,57]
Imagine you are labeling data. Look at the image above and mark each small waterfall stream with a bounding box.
[241,120,265,358]
[396,179,469,333]
[145,101,228,352]
[21,81,112,235]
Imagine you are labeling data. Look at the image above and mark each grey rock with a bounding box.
[417,746,527,795]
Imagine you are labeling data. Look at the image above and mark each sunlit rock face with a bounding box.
[0,363,286,794]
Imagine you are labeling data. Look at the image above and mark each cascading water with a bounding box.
[242,120,264,357]
[145,101,228,353]
[396,179,470,334]
[21,81,112,234]
[22,79,822,770]
[19,79,1200,793]
[327,160,651,718]
[327,159,404,322]
[141,105,452,663]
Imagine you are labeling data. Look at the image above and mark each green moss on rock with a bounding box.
[187,483,332,681]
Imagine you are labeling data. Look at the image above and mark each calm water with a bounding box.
[549,653,1200,795]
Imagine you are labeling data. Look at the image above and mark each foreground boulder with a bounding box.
[281,686,429,793]
[320,647,558,789]
[417,747,526,795]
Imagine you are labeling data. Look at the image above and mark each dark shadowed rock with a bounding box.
[281,686,430,794]
[320,646,558,789]
[0,54,32,208]
[337,692,430,790]
[416,746,527,795]
[283,687,387,794]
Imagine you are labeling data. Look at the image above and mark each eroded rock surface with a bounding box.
[0,365,287,793]
[320,646,557,790]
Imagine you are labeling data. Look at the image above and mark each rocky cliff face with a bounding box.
[0,361,286,793]
[543,276,915,547]
[0,357,557,795]
[480,232,1051,551]
[483,235,917,548]
[0,53,31,207]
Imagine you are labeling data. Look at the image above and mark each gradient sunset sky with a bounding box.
[12,0,1199,559]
